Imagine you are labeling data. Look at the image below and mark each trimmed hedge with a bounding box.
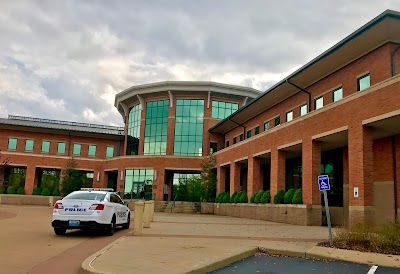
[0,187,5,194]
[6,186,16,194]
[32,187,41,195]
[215,192,224,203]
[284,188,296,204]
[41,188,51,196]
[260,190,271,204]
[230,192,239,203]
[234,192,243,203]
[239,192,248,203]
[17,187,25,195]
[52,188,60,196]
[292,189,303,204]
[254,191,263,204]
[250,192,256,203]
[273,189,285,204]
[222,192,230,203]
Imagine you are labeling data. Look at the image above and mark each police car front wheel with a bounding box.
[105,215,116,236]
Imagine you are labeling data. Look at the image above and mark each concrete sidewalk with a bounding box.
[80,213,400,274]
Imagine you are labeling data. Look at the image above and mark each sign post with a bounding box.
[318,175,333,247]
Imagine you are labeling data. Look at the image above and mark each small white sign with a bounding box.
[354,187,359,198]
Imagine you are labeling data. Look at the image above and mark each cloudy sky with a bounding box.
[0,1,399,126]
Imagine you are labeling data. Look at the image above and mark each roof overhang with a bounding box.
[210,10,400,134]
[114,81,262,117]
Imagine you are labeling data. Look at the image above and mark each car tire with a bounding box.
[54,227,66,235]
[105,215,116,236]
[122,213,130,229]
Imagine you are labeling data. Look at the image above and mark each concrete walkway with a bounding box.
[79,213,398,273]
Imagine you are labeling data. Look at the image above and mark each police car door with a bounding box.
[115,194,128,223]
[110,194,123,224]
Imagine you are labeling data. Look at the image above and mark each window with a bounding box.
[274,116,280,127]
[357,74,370,91]
[314,96,323,110]
[174,99,204,156]
[57,142,66,154]
[127,104,142,155]
[106,146,114,158]
[247,130,252,139]
[210,142,218,153]
[73,144,81,155]
[264,121,270,131]
[225,140,229,148]
[41,141,50,153]
[332,87,343,102]
[88,145,96,156]
[144,100,169,155]
[300,104,307,116]
[211,101,239,119]
[25,140,34,151]
[255,126,260,135]
[233,137,237,144]
[8,138,17,150]
[124,169,154,199]
[286,110,293,122]
[239,134,244,141]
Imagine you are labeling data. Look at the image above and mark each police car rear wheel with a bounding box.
[54,227,66,235]
[105,215,116,236]
[122,213,130,229]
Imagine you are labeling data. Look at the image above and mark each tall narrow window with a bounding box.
[8,138,17,150]
[233,137,237,144]
[314,96,324,110]
[286,110,293,122]
[255,126,260,135]
[274,116,280,127]
[127,104,142,155]
[210,142,218,153]
[41,141,50,153]
[239,134,244,141]
[144,100,169,155]
[332,87,343,102]
[300,104,307,116]
[174,99,204,156]
[106,146,114,158]
[88,145,97,156]
[225,140,230,148]
[357,74,370,91]
[25,140,34,151]
[264,121,270,131]
[57,142,66,154]
[211,101,239,119]
[73,144,81,155]
[247,130,252,139]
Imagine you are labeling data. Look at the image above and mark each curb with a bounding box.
[258,247,307,258]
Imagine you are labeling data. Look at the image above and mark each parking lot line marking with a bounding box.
[367,265,378,274]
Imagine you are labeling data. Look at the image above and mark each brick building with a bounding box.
[1,10,400,226]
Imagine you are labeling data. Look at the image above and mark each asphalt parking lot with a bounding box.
[211,255,400,274]
[0,205,128,274]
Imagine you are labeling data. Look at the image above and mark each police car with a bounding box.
[51,188,130,236]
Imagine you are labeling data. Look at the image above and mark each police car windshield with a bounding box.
[65,192,106,201]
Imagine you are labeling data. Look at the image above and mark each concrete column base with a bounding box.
[348,206,375,227]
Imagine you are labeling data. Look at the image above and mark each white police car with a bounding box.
[51,188,130,236]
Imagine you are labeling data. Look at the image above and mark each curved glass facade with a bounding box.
[211,101,239,119]
[144,100,169,155]
[174,99,204,156]
[126,104,142,155]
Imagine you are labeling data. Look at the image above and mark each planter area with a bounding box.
[201,203,322,226]
[0,194,62,206]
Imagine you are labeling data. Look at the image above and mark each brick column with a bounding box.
[25,165,36,195]
[248,157,262,198]
[217,165,226,194]
[395,136,400,222]
[166,101,176,155]
[348,124,374,225]
[302,139,321,205]
[230,162,241,195]
[153,168,165,201]
[270,149,285,200]
[0,167,4,186]
[117,169,125,193]
[123,115,128,156]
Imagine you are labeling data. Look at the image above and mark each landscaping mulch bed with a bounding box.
[317,241,400,256]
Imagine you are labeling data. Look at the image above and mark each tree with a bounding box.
[200,153,217,202]
[61,158,83,195]
[0,150,10,187]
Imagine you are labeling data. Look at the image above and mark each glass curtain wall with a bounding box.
[126,104,142,155]
[211,101,239,119]
[124,169,154,199]
[144,100,169,155]
[174,99,204,156]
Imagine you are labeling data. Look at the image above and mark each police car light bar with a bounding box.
[80,188,115,192]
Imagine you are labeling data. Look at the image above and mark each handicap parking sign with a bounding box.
[318,175,330,191]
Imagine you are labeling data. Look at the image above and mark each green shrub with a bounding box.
[52,188,60,196]
[222,192,230,203]
[254,191,263,204]
[284,188,296,204]
[41,188,51,196]
[6,186,16,194]
[234,191,243,203]
[239,192,248,203]
[230,192,238,203]
[0,187,5,194]
[32,187,41,195]
[292,189,303,204]
[17,187,25,195]
[260,190,271,204]
[215,193,222,203]
[273,189,285,204]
